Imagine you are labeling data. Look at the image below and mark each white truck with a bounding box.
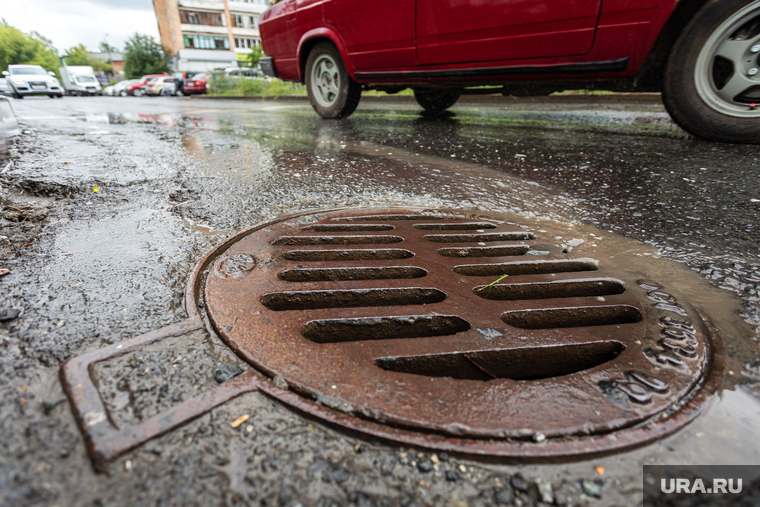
[58,66,102,96]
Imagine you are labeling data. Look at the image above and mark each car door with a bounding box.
[322,0,416,69]
[416,0,604,66]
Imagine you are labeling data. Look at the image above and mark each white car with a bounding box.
[105,80,138,97]
[145,76,177,96]
[2,65,63,99]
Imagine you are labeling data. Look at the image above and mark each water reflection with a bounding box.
[0,98,19,171]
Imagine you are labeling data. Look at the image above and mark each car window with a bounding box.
[11,67,48,75]
[147,78,158,84]
[192,73,207,80]
[75,76,97,83]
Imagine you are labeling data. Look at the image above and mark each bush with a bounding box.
[208,75,305,96]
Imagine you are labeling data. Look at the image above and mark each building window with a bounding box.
[180,10,226,26]
[231,14,243,27]
[233,37,260,49]
[184,35,230,50]
[249,16,258,30]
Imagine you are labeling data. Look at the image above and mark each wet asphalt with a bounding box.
[1,95,759,507]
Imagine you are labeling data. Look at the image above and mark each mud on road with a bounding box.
[1,96,759,507]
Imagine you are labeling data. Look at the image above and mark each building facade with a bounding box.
[152,0,269,73]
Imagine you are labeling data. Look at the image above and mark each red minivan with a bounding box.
[259,0,760,142]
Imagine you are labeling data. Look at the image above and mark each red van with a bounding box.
[259,0,760,142]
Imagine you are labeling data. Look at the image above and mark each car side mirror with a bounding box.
[48,71,55,76]
[2,71,8,76]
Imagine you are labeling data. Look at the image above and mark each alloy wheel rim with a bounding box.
[694,1,760,118]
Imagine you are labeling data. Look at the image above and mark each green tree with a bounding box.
[0,20,60,76]
[64,44,111,73]
[123,34,168,79]
[246,46,264,68]
[99,42,118,54]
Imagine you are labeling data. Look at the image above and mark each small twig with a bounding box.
[4,205,29,213]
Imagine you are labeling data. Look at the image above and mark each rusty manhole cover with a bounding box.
[63,208,723,467]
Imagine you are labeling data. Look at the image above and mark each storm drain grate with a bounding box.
[62,208,723,467]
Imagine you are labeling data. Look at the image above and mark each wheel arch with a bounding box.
[297,29,357,83]
[635,0,713,91]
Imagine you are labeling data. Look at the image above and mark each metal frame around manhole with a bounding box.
[61,208,724,469]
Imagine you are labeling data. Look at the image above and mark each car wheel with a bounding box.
[175,89,184,96]
[305,42,361,119]
[413,89,461,112]
[133,88,143,97]
[56,94,63,99]
[663,0,760,143]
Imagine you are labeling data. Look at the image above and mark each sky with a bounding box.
[3,0,160,53]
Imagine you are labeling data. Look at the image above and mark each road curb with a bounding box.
[191,93,663,105]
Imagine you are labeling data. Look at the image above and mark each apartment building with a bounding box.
[152,0,269,73]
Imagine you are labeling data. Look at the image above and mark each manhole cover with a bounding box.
[63,208,723,466]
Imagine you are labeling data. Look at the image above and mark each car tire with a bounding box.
[662,0,760,143]
[133,88,143,97]
[56,94,63,99]
[413,90,461,112]
[305,42,362,119]
[119,90,127,97]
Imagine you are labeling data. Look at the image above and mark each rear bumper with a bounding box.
[260,57,278,79]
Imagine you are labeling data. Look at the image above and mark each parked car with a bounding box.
[145,76,177,96]
[183,73,208,95]
[2,65,63,99]
[113,80,139,97]
[58,66,102,96]
[223,67,266,78]
[127,74,168,96]
[0,78,12,97]
[259,0,760,142]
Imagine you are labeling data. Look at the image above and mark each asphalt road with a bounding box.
[1,95,759,507]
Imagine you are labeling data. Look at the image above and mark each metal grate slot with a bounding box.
[282,249,415,262]
[302,224,394,232]
[301,315,471,343]
[424,232,535,243]
[438,246,529,258]
[261,288,447,310]
[375,341,626,381]
[333,215,455,221]
[473,278,625,300]
[279,266,427,282]
[413,223,497,231]
[454,259,599,276]
[502,305,642,329]
[272,235,403,246]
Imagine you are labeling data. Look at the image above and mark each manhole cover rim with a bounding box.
[186,206,725,457]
